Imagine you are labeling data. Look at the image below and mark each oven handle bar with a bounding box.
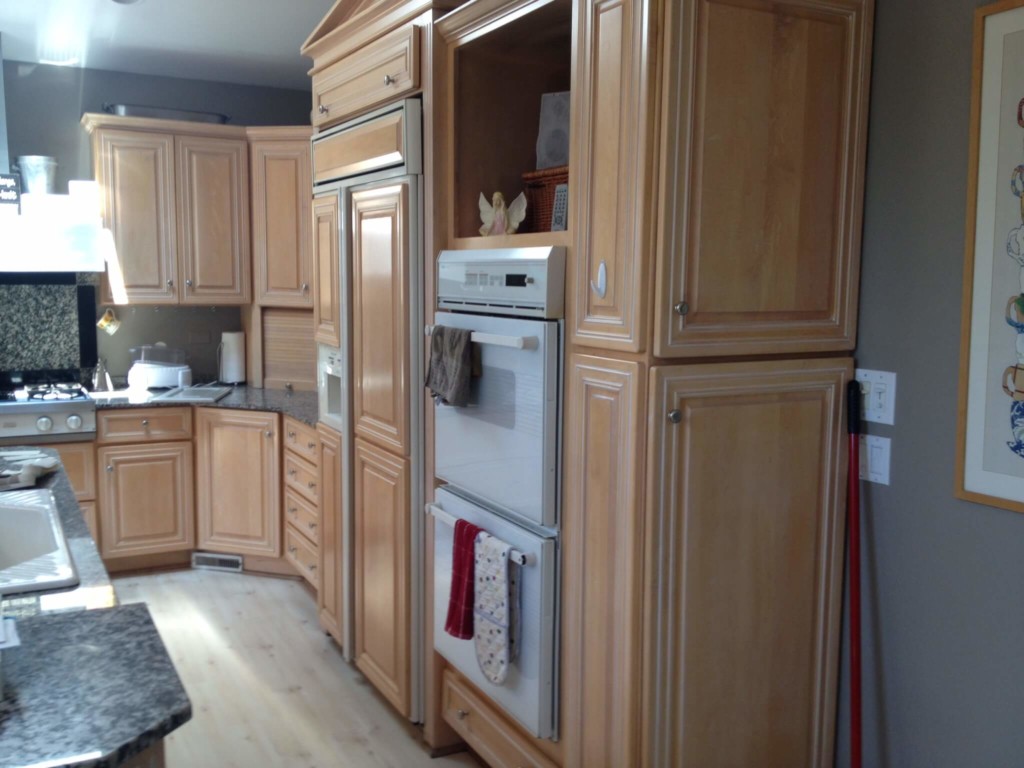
[424,326,538,350]
[425,503,533,566]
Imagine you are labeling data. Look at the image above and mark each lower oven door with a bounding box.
[431,488,558,740]
[432,311,559,529]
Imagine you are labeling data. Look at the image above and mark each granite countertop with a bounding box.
[0,450,192,767]
[93,385,319,427]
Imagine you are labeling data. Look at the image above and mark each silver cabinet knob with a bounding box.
[301,283,309,292]
[384,74,395,86]
[307,563,317,572]
[288,431,296,439]
[288,545,297,555]
[106,465,114,473]
[265,430,273,438]
[308,521,317,531]
[307,441,316,450]
[455,708,468,720]
[288,507,297,516]
[141,419,149,427]
[674,301,689,316]
[668,409,683,424]
[185,279,193,288]
[308,481,316,490]
[288,468,297,477]
[166,279,174,287]
[318,104,328,115]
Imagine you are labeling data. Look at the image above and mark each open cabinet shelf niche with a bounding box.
[449,0,573,243]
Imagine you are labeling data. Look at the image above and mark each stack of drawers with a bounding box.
[282,416,320,586]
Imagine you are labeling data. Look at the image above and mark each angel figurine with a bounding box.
[479,191,527,236]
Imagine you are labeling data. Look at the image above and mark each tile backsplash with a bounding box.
[0,284,80,370]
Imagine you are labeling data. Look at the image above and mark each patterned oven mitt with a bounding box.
[473,532,521,685]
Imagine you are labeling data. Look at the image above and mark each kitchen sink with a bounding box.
[0,489,78,596]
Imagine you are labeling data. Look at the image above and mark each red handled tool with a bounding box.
[847,380,862,768]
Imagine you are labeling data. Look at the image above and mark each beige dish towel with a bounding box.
[473,532,520,685]
[425,325,474,407]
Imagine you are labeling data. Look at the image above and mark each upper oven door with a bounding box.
[432,311,559,529]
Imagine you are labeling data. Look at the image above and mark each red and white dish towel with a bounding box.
[444,518,484,639]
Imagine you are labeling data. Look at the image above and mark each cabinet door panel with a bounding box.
[353,438,409,716]
[252,139,313,307]
[95,129,178,304]
[655,0,872,356]
[313,194,342,346]
[562,355,645,767]
[317,424,344,645]
[644,358,850,767]
[98,442,194,558]
[177,135,251,304]
[351,180,412,456]
[195,408,281,557]
[570,0,656,352]
[55,442,96,502]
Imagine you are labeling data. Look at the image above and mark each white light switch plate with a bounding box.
[855,369,897,425]
[859,434,891,485]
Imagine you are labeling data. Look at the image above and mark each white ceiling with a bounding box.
[0,0,337,91]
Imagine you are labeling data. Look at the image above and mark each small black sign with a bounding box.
[0,172,21,213]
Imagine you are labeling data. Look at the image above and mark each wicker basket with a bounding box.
[521,166,569,233]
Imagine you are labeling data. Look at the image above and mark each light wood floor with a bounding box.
[114,569,479,768]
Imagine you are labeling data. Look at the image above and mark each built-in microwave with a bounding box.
[318,343,344,433]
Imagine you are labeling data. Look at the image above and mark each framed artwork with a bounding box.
[957,0,1024,512]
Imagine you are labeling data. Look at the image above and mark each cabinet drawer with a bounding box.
[313,109,409,184]
[284,452,319,504]
[55,442,96,501]
[97,408,192,444]
[284,417,319,464]
[312,24,419,128]
[285,525,319,587]
[442,670,557,768]
[284,488,319,546]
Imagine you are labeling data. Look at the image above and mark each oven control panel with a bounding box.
[437,246,565,319]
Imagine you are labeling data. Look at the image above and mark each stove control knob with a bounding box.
[66,414,83,430]
[36,416,53,432]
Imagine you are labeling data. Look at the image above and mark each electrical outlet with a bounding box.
[855,368,897,425]
[859,434,891,485]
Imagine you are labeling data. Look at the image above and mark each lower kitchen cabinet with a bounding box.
[317,423,344,645]
[353,437,410,716]
[195,408,281,557]
[643,358,850,767]
[98,441,195,558]
[79,500,99,543]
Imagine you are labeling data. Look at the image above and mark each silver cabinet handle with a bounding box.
[668,409,683,424]
[318,104,328,115]
[308,521,317,531]
[185,279,193,288]
[288,431,296,439]
[308,481,316,490]
[455,708,468,720]
[591,261,607,299]
[288,545,297,555]
[166,279,174,287]
[288,468,297,477]
[307,563,317,572]
[141,419,149,427]
[288,507,297,516]
[106,465,114,473]
[265,430,273,438]
[301,283,309,292]
[307,441,316,450]
[384,74,395,86]
[674,301,689,316]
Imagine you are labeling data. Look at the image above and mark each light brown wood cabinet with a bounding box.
[56,442,99,542]
[351,179,412,456]
[643,358,850,767]
[313,193,342,346]
[316,423,344,645]
[98,441,194,558]
[250,128,314,307]
[82,114,251,306]
[353,437,410,717]
[194,408,281,557]
[652,0,872,358]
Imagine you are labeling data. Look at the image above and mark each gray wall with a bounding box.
[3,60,310,191]
[835,1,1024,766]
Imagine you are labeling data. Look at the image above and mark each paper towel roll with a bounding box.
[219,331,246,384]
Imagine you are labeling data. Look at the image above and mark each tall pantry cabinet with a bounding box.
[563,1,873,767]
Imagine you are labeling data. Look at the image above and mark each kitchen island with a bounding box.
[0,450,191,768]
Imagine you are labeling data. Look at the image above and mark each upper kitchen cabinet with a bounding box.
[437,0,573,247]
[82,114,252,306]
[570,0,658,352]
[248,127,314,308]
[652,0,873,358]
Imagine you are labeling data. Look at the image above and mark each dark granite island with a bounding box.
[0,450,191,768]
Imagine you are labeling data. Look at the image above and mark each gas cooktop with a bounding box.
[0,374,96,445]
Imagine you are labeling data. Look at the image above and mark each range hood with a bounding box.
[0,37,109,272]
